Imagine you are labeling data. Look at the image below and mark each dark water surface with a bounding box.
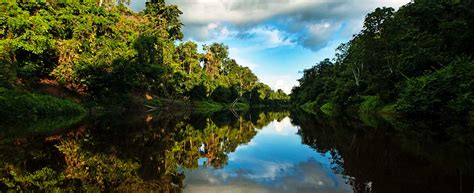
[0,110,473,192]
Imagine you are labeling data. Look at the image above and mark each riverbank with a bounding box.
[144,98,267,113]
[1,87,283,120]
[299,94,471,119]
[0,87,86,119]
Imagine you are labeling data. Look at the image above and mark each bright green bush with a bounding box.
[0,88,86,118]
[193,100,225,113]
[2,167,64,190]
[300,101,318,114]
[380,104,397,113]
[358,96,382,113]
[320,102,335,116]
[231,102,250,111]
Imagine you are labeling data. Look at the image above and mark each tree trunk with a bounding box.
[352,68,360,86]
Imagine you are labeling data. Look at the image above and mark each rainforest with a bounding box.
[0,0,473,192]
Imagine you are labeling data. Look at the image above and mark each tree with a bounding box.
[175,41,200,74]
[202,43,229,78]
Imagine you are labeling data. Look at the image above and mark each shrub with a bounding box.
[0,88,86,118]
[358,96,382,113]
[320,102,335,116]
[396,58,474,115]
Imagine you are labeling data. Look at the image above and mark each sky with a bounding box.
[129,0,411,93]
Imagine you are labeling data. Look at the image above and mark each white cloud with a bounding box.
[130,0,410,51]
[258,75,298,94]
[247,162,293,180]
[165,0,410,51]
[297,21,342,50]
[244,27,294,48]
[184,22,237,42]
[184,158,352,193]
[261,117,295,136]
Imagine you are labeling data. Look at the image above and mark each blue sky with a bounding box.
[129,0,410,93]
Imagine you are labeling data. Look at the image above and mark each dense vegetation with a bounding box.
[291,0,473,116]
[0,1,288,117]
[0,87,85,117]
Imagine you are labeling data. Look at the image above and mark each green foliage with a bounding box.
[231,102,250,111]
[300,101,318,114]
[396,58,474,114]
[211,86,237,103]
[193,100,225,113]
[0,113,85,138]
[0,1,288,113]
[320,102,335,116]
[146,98,163,107]
[1,167,64,191]
[0,62,16,88]
[292,1,474,116]
[358,96,382,113]
[380,104,397,114]
[0,87,85,118]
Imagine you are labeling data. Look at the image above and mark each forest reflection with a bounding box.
[291,111,474,193]
[0,110,289,192]
[1,110,473,192]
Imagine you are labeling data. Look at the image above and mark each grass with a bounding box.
[0,87,86,118]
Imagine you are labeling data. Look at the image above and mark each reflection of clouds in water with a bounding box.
[226,154,294,180]
[233,141,257,151]
[246,161,293,180]
[261,117,296,136]
[184,159,351,193]
[185,118,351,193]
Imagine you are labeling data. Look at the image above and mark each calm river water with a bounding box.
[0,110,473,192]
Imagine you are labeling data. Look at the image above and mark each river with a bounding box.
[0,110,472,192]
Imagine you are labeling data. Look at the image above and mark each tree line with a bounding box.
[0,0,289,113]
[291,0,473,116]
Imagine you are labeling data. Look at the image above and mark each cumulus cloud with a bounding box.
[184,22,236,42]
[238,27,294,48]
[184,158,352,193]
[258,75,298,94]
[164,0,410,51]
[258,117,296,136]
[130,0,410,50]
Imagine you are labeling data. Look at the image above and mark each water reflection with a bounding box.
[291,111,474,193]
[0,110,289,191]
[0,110,473,192]
[183,117,352,193]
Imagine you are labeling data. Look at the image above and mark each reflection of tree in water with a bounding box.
[291,110,474,193]
[0,110,289,191]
